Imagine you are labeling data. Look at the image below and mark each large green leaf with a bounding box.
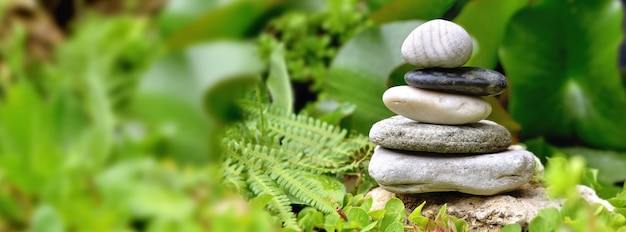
[324,21,422,134]
[500,0,626,149]
[160,0,282,50]
[454,0,528,68]
[369,0,456,24]
[134,41,263,162]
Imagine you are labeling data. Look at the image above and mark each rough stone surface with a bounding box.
[404,67,508,96]
[382,86,491,125]
[366,182,614,232]
[401,19,472,68]
[368,146,535,195]
[369,116,511,153]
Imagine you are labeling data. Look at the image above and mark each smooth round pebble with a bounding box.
[405,67,508,96]
[382,86,491,125]
[368,146,536,195]
[401,19,472,68]
[369,116,511,153]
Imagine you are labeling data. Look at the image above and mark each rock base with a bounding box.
[366,181,613,232]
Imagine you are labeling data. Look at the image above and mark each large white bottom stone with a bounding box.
[368,146,535,195]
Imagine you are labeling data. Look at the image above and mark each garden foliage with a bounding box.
[2,0,626,231]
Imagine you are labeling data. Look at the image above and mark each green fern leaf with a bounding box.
[269,167,338,213]
[222,97,375,230]
[247,169,299,230]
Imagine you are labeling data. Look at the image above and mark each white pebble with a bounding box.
[401,19,472,68]
[382,86,491,125]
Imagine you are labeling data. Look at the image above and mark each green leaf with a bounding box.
[346,207,371,228]
[369,209,386,221]
[436,204,448,219]
[384,221,404,232]
[325,21,422,133]
[502,223,522,232]
[380,198,406,230]
[407,201,427,225]
[561,147,626,186]
[500,0,626,149]
[0,82,58,194]
[266,44,294,113]
[31,205,64,232]
[291,174,346,207]
[543,156,585,199]
[324,212,342,232]
[160,0,283,49]
[134,41,262,162]
[370,0,456,24]
[362,221,378,232]
[360,197,373,212]
[454,0,528,68]
[250,194,274,208]
[384,198,405,215]
[297,207,325,231]
[529,207,562,232]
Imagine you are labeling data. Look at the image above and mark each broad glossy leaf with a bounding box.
[454,0,528,68]
[370,0,456,24]
[325,21,421,134]
[161,0,282,49]
[134,41,262,162]
[500,0,626,149]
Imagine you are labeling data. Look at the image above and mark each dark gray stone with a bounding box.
[368,146,536,195]
[369,116,511,153]
[404,67,507,96]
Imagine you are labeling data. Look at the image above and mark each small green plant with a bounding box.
[295,193,467,232]
[408,202,468,232]
[527,156,626,231]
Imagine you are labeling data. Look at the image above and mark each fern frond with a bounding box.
[269,167,338,214]
[222,158,248,195]
[247,169,299,230]
[222,98,375,230]
[224,138,290,170]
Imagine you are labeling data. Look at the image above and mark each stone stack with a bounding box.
[368,19,536,196]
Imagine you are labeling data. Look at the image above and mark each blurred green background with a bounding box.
[1,0,626,231]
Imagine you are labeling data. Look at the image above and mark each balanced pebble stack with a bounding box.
[368,19,536,196]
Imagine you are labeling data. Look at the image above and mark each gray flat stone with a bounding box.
[369,116,511,153]
[368,146,536,195]
[404,67,507,96]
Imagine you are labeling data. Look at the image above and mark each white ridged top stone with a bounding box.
[401,19,472,68]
